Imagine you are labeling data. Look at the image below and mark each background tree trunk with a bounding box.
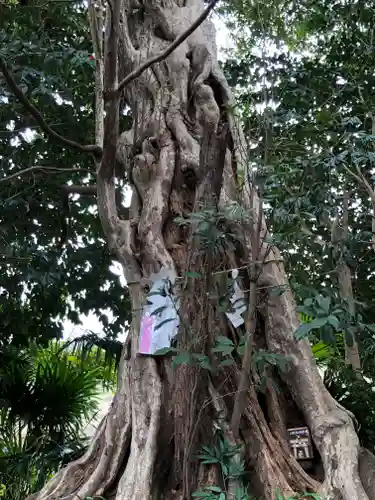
[32,1,375,499]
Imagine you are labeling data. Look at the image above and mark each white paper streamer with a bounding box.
[138,267,180,355]
[225,269,247,328]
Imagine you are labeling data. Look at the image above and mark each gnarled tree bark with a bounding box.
[32,1,375,499]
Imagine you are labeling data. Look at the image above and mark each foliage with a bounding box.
[324,356,375,452]
[0,4,130,492]
[1,0,375,496]
[62,333,122,388]
[0,340,105,499]
[192,433,322,499]
[0,0,132,349]
[275,491,322,500]
[175,203,252,254]
[193,432,248,499]
[222,0,375,452]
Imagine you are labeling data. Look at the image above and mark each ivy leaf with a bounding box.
[172,352,192,366]
[212,345,234,356]
[192,354,213,372]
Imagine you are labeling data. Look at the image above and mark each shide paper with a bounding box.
[138,267,180,355]
[225,269,247,328]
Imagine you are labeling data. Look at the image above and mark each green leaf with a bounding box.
[275,489,284,500]
[221,462,229,475]
[206,486,222,493]
[200,445,214,455]
[212,345,234,356]
[184,271,202,278]
[295,317,328,340]
[307,317,329,329]
[215,336,234,346]
[172,352,192,366]
[174,216,188,225]
[237,344,245,356]
[365,323,375,334]
[219,358,235,367]
[311,341,333,360]
[315,295,331,315]
[294,323,314,340]
[327,315,340,331]
[194,355,213,372]
[269,285,287,297]
[320,326,337,345]
[154,347,173,356]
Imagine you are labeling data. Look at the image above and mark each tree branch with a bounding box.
[61,184,130,218]
[109,0,218,98]
[0,56,102,158]
[0,166,89,183]
[96,0,122,239]
[88,0,105,148]
[343,163,375,251]
[60,185,97,195]
[231,191,263,439]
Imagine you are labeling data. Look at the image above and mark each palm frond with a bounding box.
[0,340,104,498]
[60,332,123,388]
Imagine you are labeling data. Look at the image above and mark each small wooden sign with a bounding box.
[287,426,314,461]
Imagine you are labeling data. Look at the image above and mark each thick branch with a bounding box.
[96,0,122,240]
[88,0,105,148]
[0,56,102,158]
[101,0,120,178]
[110,0,218,98]
[337,191,362,375]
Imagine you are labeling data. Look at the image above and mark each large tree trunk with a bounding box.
[33,1,375,499]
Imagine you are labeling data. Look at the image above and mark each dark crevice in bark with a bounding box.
[108,438,132,499]
[257,391,271,424]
